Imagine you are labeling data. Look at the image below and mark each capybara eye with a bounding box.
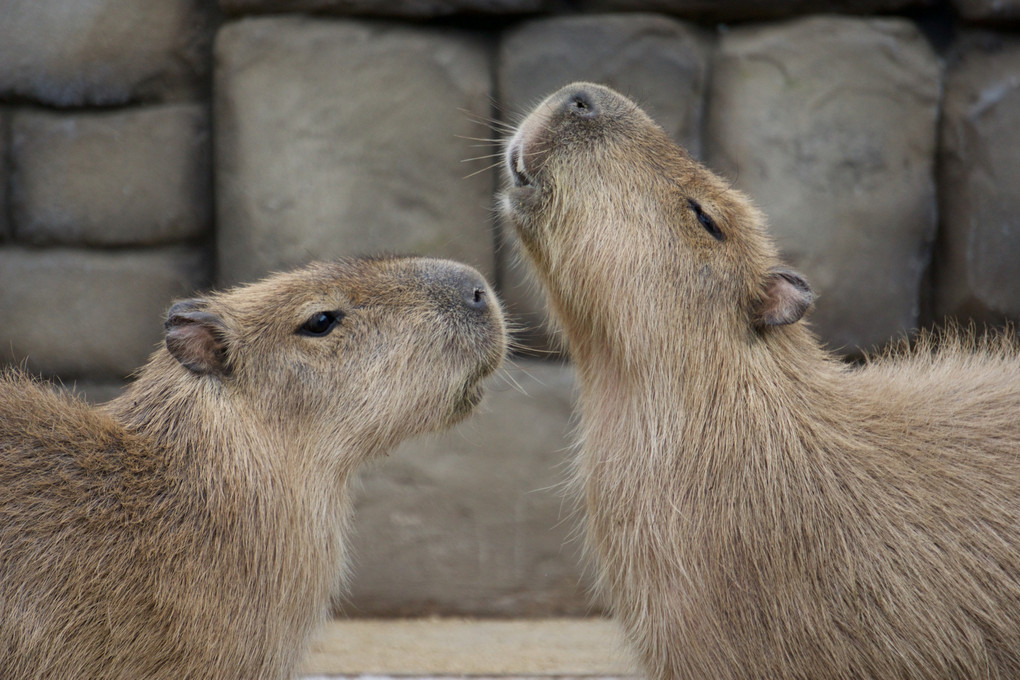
[297,311,342,337]
[688,198,725,242]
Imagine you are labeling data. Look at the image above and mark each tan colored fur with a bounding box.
[502,82,1020,680]
[0,257,505,679]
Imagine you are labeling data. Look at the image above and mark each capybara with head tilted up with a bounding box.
[0,256,506,679]
[501,82,1020,680]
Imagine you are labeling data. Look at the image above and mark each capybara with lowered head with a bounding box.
[0,256,506,679]
[501,82,1020,680]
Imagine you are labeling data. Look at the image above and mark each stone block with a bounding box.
[11,105,211,247]
[0,0,213,106]
[577,0,930,21]
[219,0,547,17]
[498,14,712,352]
[345,360,592,616]
[0,247,209,381]
[935,34,1020,325]
[706,16,940,354]
[214,17,495,287]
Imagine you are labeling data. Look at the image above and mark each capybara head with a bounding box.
[501,82,813,358]
[161,256,506,451]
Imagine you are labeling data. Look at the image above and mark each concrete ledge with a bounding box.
[300,618,637,677]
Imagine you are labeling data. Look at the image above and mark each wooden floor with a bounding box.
[300,618,638,679]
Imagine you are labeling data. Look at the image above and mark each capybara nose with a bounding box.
[418,260,495,316]
[561,86,600,120]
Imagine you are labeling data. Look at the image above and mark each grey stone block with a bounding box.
[0,0,213,106]
[497,14,712,353]
[0,247,210,380]
[935,34,1020,325]
[706,16,941,354]
[11,105,211,247]
[219,0,547,17]
[346,360,592,616]
[577,0,930,21]
[215,17,495,287]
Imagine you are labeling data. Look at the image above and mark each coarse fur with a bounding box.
[501,82,1020,680]
[0,256,506,680]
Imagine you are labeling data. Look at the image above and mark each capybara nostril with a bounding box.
[468,286,487,311]
[457,271,490,313]
[563,88,599,119]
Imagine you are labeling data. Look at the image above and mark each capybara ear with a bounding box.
[755,267,814,328]
[164,299,231,376]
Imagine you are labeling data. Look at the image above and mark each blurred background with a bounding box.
[1,0,1018,623]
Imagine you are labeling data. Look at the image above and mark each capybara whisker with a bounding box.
[462,161,504,180]
[460,152,507,162]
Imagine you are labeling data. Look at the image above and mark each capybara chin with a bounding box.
[0,256,506,680]
[501,81,1020,680]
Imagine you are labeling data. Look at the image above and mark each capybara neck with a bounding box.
[105,352,365,492]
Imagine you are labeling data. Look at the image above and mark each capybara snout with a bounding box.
[506,84,638,183]
[414,258,493,314]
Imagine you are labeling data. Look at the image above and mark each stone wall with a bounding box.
[2,0,1019,617]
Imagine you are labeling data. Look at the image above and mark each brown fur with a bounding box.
[501,82,1020,680]
[0,257,506,679]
